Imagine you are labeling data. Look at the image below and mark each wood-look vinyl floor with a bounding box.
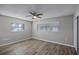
[0,39,77,55]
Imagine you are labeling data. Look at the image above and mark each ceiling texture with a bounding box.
[0,4,77,21]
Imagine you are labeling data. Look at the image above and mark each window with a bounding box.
[37,21,59,32]
[11,23,24,32]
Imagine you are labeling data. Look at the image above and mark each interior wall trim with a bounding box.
[32,37,74,48]
[0,37,74,48]
[0,37,31,47]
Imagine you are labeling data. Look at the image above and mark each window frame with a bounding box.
[11,23,24,32]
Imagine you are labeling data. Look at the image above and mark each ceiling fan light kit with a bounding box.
[32,16,37,19]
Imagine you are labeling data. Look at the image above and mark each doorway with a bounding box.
[77,16,79,54]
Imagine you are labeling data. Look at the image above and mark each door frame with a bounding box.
[77,16,79,53]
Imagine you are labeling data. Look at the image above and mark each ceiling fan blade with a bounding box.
[27,11,43,19]
[37,13,43,16]
[37,16,42,18]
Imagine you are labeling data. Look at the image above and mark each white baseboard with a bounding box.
[0,37,31,47]
[32,37,74,48]
[0,37,74,48]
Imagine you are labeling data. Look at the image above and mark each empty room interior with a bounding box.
[0,4,79,55]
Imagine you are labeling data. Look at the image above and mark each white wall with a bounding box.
[32,15,73,46]
[0,14,74,47]
[0,15,32,45]
[73,5,79,51]
[73,17,77,51]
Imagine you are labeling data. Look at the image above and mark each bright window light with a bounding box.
[12,23,16,27]
[37,21,59,32]
[11,23,24,32]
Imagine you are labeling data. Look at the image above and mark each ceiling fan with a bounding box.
[26,11,43,19]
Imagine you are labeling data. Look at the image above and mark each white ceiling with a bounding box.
[0,4,77,21]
